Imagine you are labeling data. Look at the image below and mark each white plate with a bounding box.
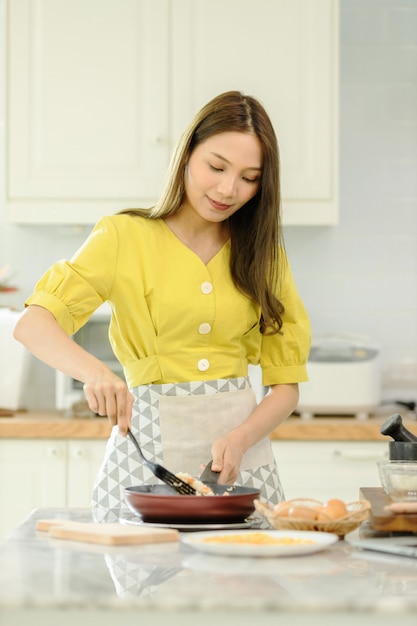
[181,530,339,557]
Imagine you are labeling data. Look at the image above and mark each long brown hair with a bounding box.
[120,91,285,333]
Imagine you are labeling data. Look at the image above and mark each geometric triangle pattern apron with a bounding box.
[91,377,285,518]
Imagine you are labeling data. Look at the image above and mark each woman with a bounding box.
[14,91,311,511]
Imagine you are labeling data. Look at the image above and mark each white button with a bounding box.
[201,281,213,294]
[197,359,210,371]
[198,323,211,335]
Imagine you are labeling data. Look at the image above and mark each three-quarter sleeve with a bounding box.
[25,217,118,335]
[260,254,311,386]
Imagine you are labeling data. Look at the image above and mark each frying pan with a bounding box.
[124,484,260,523]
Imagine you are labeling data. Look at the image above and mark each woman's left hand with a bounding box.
[210,432,247,484]
[210,383,300,484]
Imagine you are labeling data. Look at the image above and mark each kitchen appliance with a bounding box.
[55,303,124,414]
[0,308,29,411]
[297,333,381,419]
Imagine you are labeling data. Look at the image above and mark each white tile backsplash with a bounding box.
[1,0,417,409]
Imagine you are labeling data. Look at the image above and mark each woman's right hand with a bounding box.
[14,305,134,435]
[83,368,134,435]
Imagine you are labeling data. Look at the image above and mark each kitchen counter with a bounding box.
[270,414,417,441]
[1,410,416,441]
[1,507,417,626]
[0,411,113,439]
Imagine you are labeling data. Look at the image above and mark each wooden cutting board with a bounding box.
[36,519,179,545]
[360,488,417,532]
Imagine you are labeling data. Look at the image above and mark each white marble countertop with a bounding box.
[1,508,417,626]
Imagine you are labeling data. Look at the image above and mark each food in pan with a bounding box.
[175,472,238,497]
[175,473,215,496]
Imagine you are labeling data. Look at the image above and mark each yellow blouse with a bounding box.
[25,215,311,388]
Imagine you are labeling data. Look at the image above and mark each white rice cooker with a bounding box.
[297,333,381,420]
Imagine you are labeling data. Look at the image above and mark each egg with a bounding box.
[271,498,349,522]
[286,506,318,520]
[273,501,292,517]
[322,498,348,519]
[312,505,333,521]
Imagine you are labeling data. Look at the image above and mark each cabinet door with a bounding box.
[6,0,170,223]
[172,0,339,225]
[5,0,338,226]
[0,440,66,539]
[272,441,387,502]
[66,440,107,507]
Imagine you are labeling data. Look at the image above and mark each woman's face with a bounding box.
[182,131,262,223]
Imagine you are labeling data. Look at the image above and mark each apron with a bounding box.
[91,377,284,517]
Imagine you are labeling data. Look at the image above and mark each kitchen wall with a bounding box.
[285,0,417,401]
[0,0,416,410]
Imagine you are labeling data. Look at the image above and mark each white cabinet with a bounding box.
[272,441,388,503]
[66,440,107,507]
[5,0,171,224]
[0,440,67,540]
[4,0,338,226]
[0,439,106,539]
[172,0,339,226]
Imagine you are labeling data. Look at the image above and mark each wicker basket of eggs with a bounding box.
[255,497,371,538]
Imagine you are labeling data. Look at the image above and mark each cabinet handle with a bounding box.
[333,449,389,461]
[72,446,85,458]
[47,446,61,458]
